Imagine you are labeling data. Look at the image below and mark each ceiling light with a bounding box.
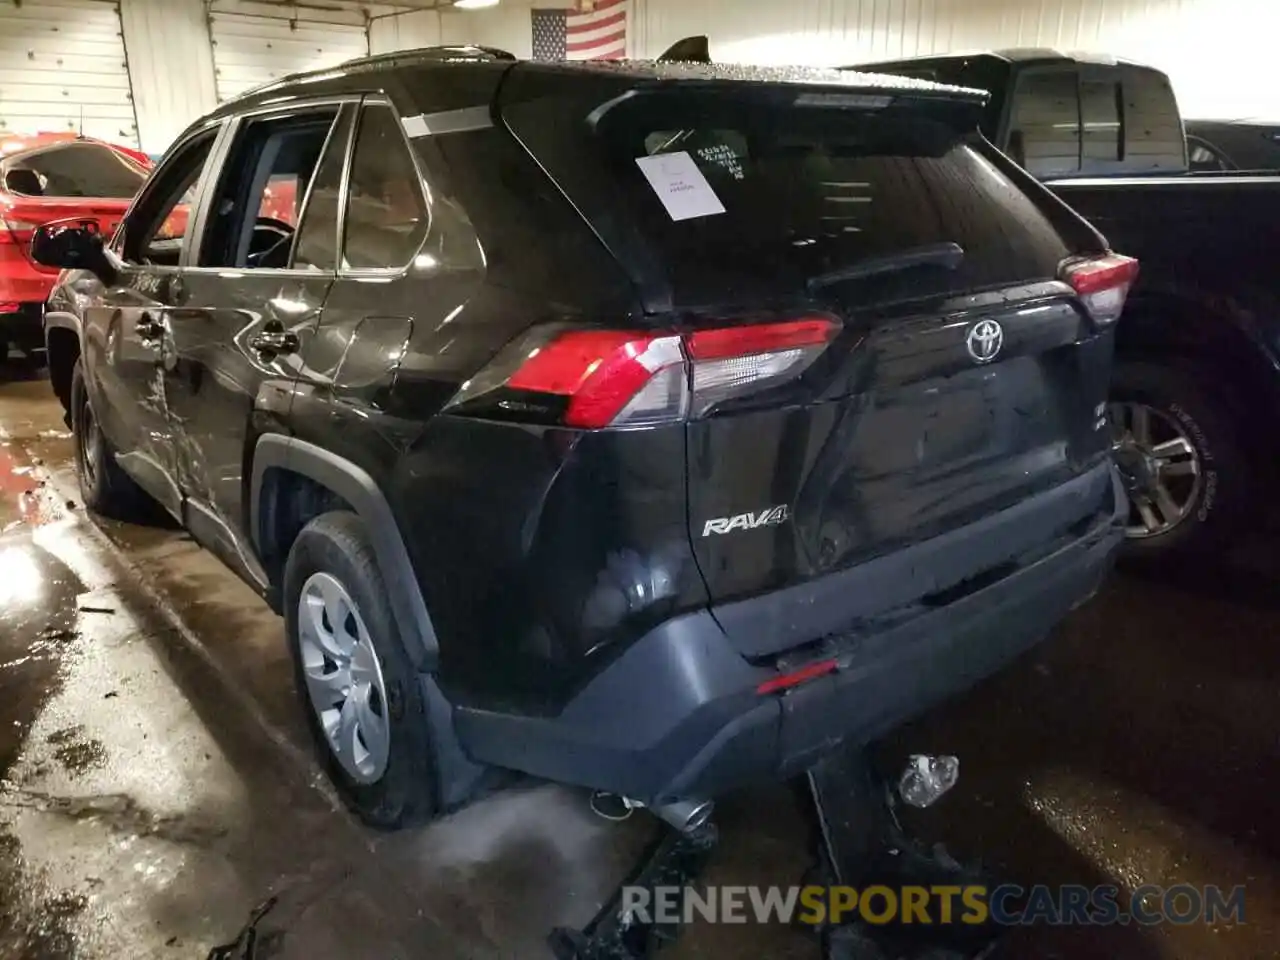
[453,0,500,8]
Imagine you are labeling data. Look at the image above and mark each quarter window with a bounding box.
[341,104,429,270]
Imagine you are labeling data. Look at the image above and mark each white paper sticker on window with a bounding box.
[635,151,726,221]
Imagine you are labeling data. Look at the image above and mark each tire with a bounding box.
[283,510,439,829]
[1110,361,1252,566]
[70,358,149,520]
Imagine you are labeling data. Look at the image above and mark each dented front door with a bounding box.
[81,265,185,517]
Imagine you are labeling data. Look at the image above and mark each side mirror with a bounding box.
[30,218,117,285]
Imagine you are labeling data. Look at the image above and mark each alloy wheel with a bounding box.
[297,571,391,783]
[1109,401,1203,539]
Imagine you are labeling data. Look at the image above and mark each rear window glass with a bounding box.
[2,142,146,199]
[588,93,1069,306]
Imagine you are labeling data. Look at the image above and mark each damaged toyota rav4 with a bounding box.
[35,48,1132,829]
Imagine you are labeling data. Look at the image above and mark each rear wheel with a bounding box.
[70,358,149,520]
[1109,362,1251,565]
[283,511,440,829]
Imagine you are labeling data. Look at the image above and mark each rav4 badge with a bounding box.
[702,505,790,537]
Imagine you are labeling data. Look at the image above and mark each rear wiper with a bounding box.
[806,242,965,293]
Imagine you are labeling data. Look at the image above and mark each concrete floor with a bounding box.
[0,359,1276,960]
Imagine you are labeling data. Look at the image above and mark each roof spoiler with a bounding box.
[656,36,711,63]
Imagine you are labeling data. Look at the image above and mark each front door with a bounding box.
[83,125,223,517]
[160,101,351,586]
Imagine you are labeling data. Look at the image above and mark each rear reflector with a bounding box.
[450,316,839,429]
[756,658,839,695]
[0,302,20,314]
[1060,253,1139,325]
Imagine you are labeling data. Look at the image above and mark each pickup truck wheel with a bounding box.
[283,510,439,829]
[70,358,149,520]
[1109,363,1249,564]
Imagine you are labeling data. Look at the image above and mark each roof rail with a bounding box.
[341,44,517,68]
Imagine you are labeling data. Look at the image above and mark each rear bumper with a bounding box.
[455,462,1126,803]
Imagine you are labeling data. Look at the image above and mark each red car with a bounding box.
[1,133,152,356]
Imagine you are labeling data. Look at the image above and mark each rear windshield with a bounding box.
[509,89,1071,308]
[3,142,146,199]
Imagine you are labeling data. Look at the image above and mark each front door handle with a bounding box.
[248,329,300,355]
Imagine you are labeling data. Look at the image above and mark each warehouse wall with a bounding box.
[370,1,540,58]
[369,9,442,52]
[120,0,217,154]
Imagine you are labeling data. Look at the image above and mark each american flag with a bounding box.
[531,0,628,61]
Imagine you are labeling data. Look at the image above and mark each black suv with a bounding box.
[35,48,1131,828]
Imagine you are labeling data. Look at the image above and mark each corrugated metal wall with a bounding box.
[119,0,217,154]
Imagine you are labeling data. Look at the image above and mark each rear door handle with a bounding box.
[248,329,300,355]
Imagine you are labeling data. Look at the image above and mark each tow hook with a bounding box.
[897,753,960,808]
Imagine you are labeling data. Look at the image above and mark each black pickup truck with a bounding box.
[856,49,1280,564]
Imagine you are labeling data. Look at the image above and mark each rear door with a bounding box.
[161,100,350,584]
[503,78,1114,614]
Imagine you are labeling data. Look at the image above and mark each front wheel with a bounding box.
[1109,362,1251,565]
[70,358,149,520]
[283,511,440,829]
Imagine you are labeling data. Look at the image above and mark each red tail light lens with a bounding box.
[506,330,686,428]
[449,316,839,429]
[1060,253,1139,325]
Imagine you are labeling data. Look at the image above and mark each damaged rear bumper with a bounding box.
[454,463,1127,803]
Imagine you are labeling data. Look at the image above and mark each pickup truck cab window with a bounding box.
[1008,70,1081,178]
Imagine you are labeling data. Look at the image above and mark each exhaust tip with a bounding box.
[651,798,714,834]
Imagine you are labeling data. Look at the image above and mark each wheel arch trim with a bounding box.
[250,434,439,668]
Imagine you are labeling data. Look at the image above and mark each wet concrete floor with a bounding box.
[0,360,1277,959]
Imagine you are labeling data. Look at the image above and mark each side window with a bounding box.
[120,130,218,268]
[342,104,428,270]
[2,143,147,199]
[1188,138,1230,172]
[1009,71,1080,178]
[199,108,339,270]
[291,108,354,272]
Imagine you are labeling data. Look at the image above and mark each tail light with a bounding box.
[448,316,840,428]
[1060,253,1139,325]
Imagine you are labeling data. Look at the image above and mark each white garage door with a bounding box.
[210,8,369,102]
[0,0,136,145]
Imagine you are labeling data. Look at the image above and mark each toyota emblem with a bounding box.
[966,319,1004,363]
